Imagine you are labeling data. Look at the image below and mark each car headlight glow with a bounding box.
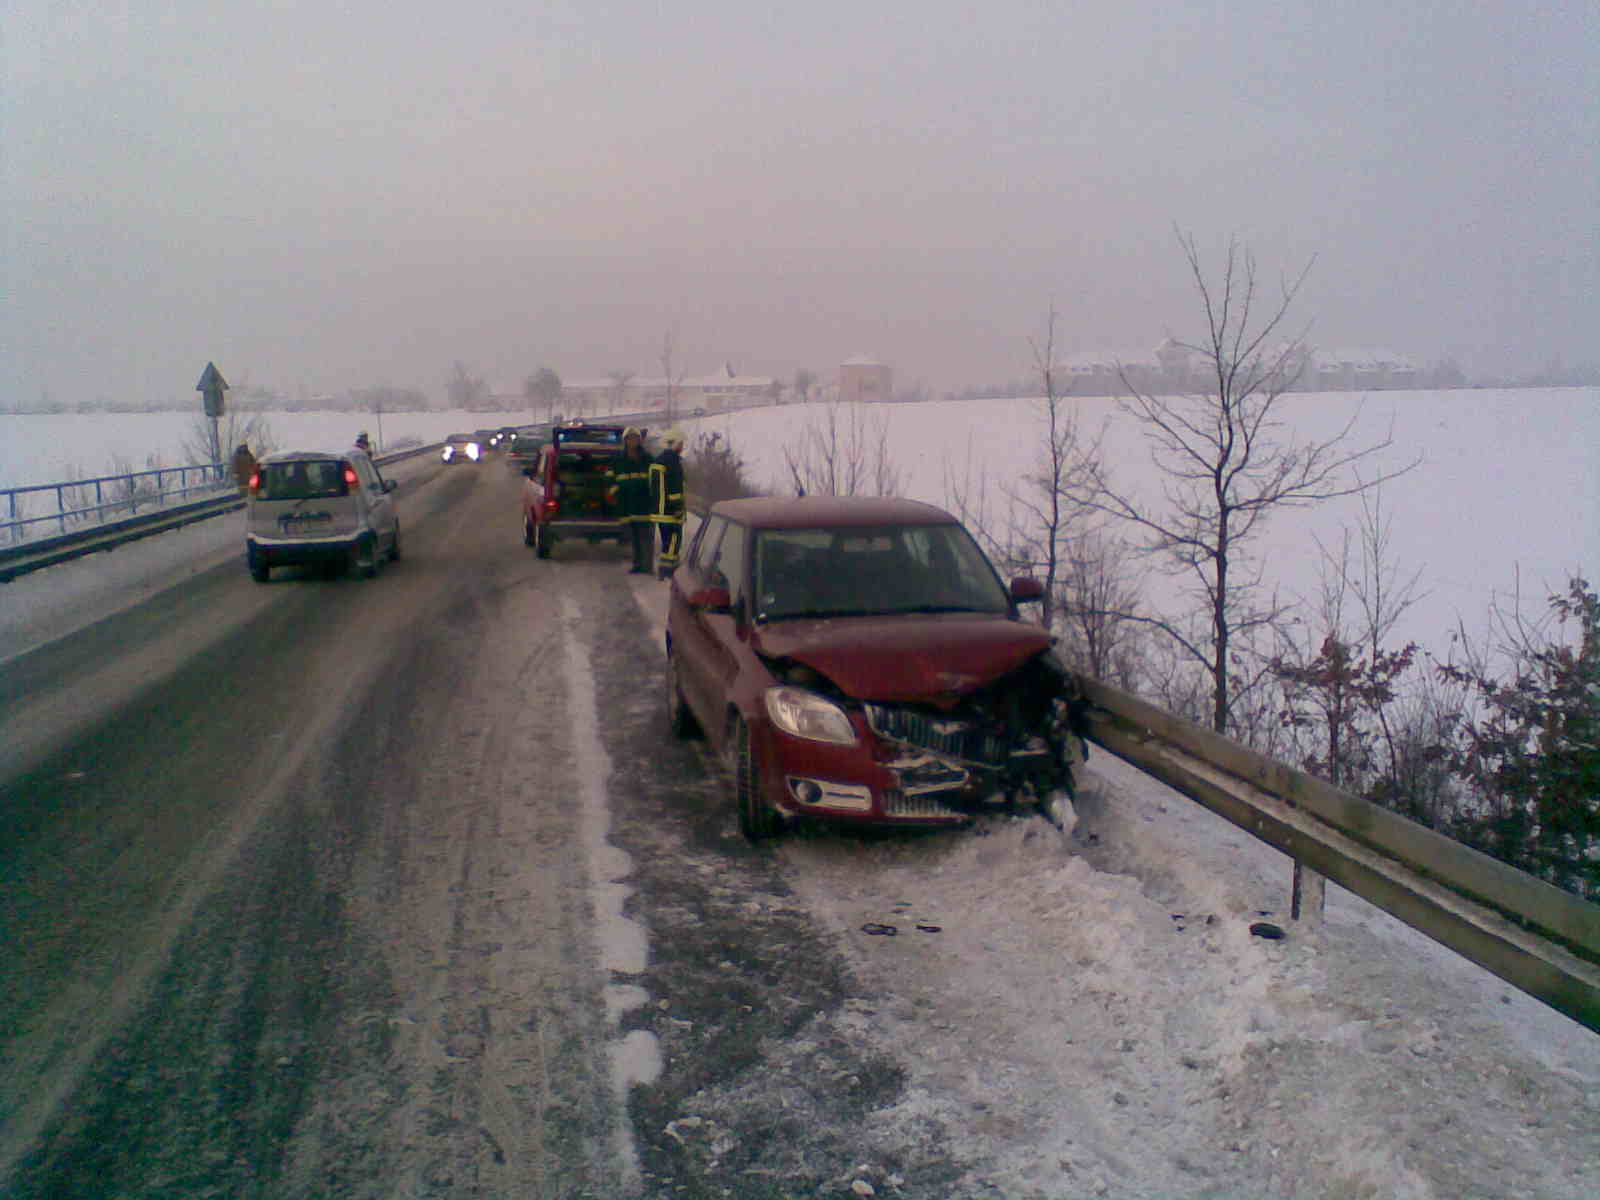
[467,442,481,461]
[764,686,857,745]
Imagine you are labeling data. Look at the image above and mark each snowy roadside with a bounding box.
[0,512,245,666]
[627,577,1599,1199]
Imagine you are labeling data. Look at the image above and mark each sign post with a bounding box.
[196,362,229,479]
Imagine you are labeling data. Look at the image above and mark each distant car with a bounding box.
[442,432,481,463]
[489,425,519,450]
[665,496,1082,838]
[245,449,399,581]
[507,427,550,471]
[474,428,501,453]
[520,422,637,559]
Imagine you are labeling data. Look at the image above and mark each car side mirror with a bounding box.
[1010,577,1045,603]
[383,479,398,493]
[689,584,732,613]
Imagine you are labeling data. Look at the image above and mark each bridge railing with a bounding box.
[2,465,232,545]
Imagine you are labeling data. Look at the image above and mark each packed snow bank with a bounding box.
[773,752,1599,1198]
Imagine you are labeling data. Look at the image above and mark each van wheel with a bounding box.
[734,718,782,841]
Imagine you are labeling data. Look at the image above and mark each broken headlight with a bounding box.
[764,686,857,745]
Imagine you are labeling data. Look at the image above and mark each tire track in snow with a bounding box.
[559,592,662,1191]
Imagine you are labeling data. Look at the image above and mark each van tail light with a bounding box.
[247,471,261,492]
[343,465,359,487]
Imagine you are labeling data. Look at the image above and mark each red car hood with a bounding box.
[752,614,1052,705]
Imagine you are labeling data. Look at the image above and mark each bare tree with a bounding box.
[182,409,275,476]
[1056,527,1145,687]
[524,366,562,422]
[606,370,634,416]
[1086,229,1415,735]
[446,361,488,411]
[792,368,816,404]
[659,331,685,421]
[782,399,903,498]
[995,305,1098,631]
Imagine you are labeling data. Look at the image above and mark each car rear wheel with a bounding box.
[667,655,700,739]
[734,718,782,840]
[524,514,536,548]
[388,522,402,562]
[250,558,270,583]
[354,534,380,579]
[535,522,552,559]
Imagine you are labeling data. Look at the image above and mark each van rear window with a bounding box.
[261,460,348,500]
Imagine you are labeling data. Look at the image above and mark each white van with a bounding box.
[245,449,400,581]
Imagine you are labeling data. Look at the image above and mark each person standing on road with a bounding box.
[608,427,655,574]
[231,442,257,497]
[649,428,687,579]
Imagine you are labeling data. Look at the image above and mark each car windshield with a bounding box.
[260,459,347,501]
[751,523,1011,622]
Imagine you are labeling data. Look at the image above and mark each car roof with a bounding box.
[708,496,960,529]
[260,449,357,464]
[446,432,474,439]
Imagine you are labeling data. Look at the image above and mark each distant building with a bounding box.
[1048,341,1423,396]
[839,355,892,403]
[553,366,774,417]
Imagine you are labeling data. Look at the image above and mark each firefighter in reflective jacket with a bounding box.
[607,427,655,573]
[649,428,686,578]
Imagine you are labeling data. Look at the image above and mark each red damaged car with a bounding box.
[665,496,1088,839]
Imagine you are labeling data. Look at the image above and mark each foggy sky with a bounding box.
[5,0,1596,405]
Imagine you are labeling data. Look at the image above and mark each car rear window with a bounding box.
[261,460,348,500]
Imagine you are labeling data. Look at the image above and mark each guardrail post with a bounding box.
[1292,862,1326,924]
[56,484,67,536]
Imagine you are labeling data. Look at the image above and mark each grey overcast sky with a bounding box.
[4,0,1596,403]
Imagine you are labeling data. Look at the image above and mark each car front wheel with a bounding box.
[734,718,782,841]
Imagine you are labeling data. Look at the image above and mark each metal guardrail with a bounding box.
[0,445,441,584]
[1077,675,1600,1031]
[3,464,232,545]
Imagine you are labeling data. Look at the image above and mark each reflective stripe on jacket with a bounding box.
[649,450,685,523]
[607,450,655,520]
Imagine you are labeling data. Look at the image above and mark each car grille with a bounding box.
[880,789,966,819]
[863,703,1006,766]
